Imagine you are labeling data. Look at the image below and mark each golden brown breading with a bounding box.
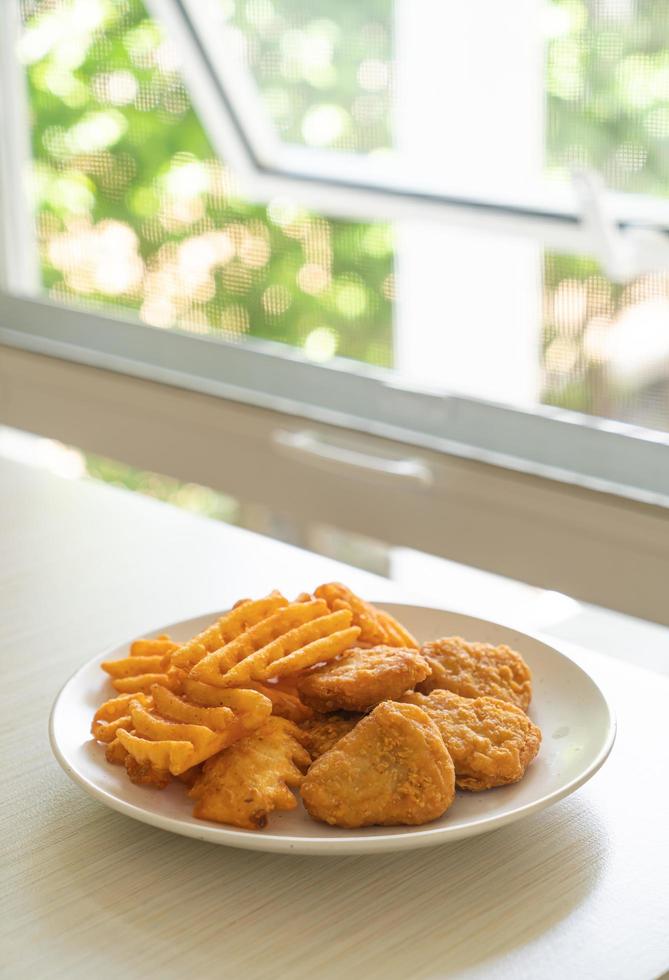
[298,645,430,713]
[105,736,129,766]
[300,713,362,759]
[300,701,455,828]
[245,680,314,723]
[124,754,171,789]
[401,689,541,791]
[189,717,311,829]
[314,583,419,648]
[417,636,532,710]
[174,764,202,787]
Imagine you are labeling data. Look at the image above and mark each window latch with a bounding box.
[573,169,669,283]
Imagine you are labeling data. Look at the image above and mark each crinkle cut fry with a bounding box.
[189,599,328,684]
[151,684,238,730]
[130,636,178,657]
[117,705,230,775]
[130,701,227,748]
[125,754,171,789]
[170,667,276,731]
[91,692,153,742]
[114,683,272,776]
[261,626,362,678]
[101,636,175,692]
[167,664,311,722]
[207,610,355,688]
[178,678,275,729]
[111,672,175,694]
[375,609,418,649]
[315,583,385,645]
[314,583,418,649]
[246,681,313,723]
[116,728,196,775]
[168,664,269,714]
[101,655,167,678]
[170,592,288,669]
[94,714,131,743]
[105,737,129,765]
[100,635,177,689]
[151,682,272,733]
[217,599,330,673]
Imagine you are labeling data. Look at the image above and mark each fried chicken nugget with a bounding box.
[417,636,532,711]
[297,645,430,713]
[189,717,311,829]
[300,713,362,759]
[301,702,455,828]
[401,690,541,790]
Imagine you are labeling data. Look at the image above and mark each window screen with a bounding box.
[13,0,669,433]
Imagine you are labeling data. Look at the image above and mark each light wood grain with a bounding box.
[0,459,667,980]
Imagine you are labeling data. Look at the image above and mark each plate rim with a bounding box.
[49,602,617,855]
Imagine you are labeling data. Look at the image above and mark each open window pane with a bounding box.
[182,0,669,202]
[223,0,394,156]
[8,0,669,436]
[546,0,669,197]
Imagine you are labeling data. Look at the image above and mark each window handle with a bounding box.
[271,429,433,487]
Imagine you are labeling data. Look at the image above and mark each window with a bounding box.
[7,0,394,364]
[1,0,668,621]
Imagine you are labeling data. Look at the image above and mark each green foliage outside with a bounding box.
[20,0,669,431]
[23,0,394,366]
[546,0,669,196]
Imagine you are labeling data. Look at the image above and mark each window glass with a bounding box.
[13,0,669,433]
[225,0,393,154]
[546,0,669,197]
[212,0,669,198]
[19,0,393,367]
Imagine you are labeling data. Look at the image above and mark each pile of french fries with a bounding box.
[91,584,415,794]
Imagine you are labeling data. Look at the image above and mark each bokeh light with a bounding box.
[20,0,392,369]
[16,0,669,430]
[304,325,338,361]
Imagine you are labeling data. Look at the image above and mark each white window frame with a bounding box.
[150,0,669,276]
[1,290,668,506]
[1,1,669,623]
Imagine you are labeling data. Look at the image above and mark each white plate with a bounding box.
[50,603,615,855]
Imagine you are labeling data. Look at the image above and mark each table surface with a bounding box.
[1,457,667,980]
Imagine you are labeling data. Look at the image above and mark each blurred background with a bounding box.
[14,0,669,425]
[1,0,668,623]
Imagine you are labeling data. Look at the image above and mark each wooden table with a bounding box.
[1,458,667,980]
